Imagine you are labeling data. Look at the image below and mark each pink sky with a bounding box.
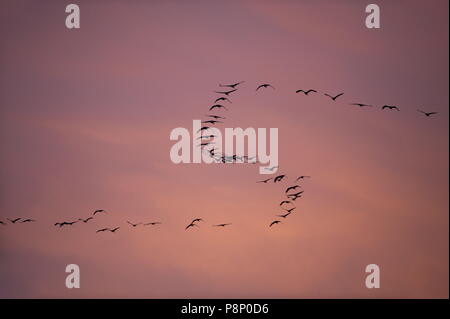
[0,0,448,298]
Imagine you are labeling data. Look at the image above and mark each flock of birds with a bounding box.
[198,81,314,229]
[0,210,163,233]
[194,80,439,228]
[212,82,438,116]
[0,81,439,232]
[257,173,311,228]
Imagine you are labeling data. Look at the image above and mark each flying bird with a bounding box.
[185,223,199,230]
[54,221,78,227]
[207,148,217,156]
[417,110,438,117]
[214,89,237,96]
[324,92,344,101]
[269,220,281,227]
[257,178,273,183]
[191,218,204,224]
[288,191,304,201]
[219,81,244,89]
[0,220,6,225]
[264,166,279,171]
[205,115,226,119]
[296,175,311,181]
[78,217,93,223]
[209,104,228,111]
[274,175,286,183]
[283,207,296,213]
[197,135,216,140]
[198,142,215,148]
[8,218,21,224]
[197,126,210,133]
[279,200,291,206]
[277,212,292,218]
[382,105,399,111]
[202,120,223,124]
[127,221,142,227]
[213,223,232,227]
[93,209,106,216]
[96,227,120,233]
[144,222,161,226]
[285,185,300,193]
[287,191,304,197]
[350,103,372,108]
[296,89,317,95]
[20,219,36,223]
[256,84,275,91]
[214,97,232,104]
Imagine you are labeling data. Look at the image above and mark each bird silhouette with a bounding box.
[288,191,304,201]
[64,221,77,226]
[0,220,6,225]
[209,104,228,111]
[197,135,216,140]
[257,178,273,183]
[191,218,204,224]
[213,223,232,227]
[219,81,244,89]
[279,200,291,206]
[214,89,237,96]
[382,105,399,111]
[256,84,275,91]
[93,209,106,216]
[277,212,292,218]
[350,103,372,108]
[96,227,119,233]
[274,175,286,183]
[205,115,226,119]
[54,221,78,227]
[127,221,142,227]
[296,89,317,95]
[207,148,217,156]
[214,97,232,104]
[283,207,296,213]
[296,175,311,181]
[197,126,210,133]
[8,218,21,224]
[285,185,300,193]
[185,223,199,230]
[417,110,438,117]
[198,142,215,148]
[20,219,36,223]
[269,220,281,227]
[144,222,161,226]
[264,166,279,171]
[202,120,223,125]
[78,217,93,223]
[324,92,344,101]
